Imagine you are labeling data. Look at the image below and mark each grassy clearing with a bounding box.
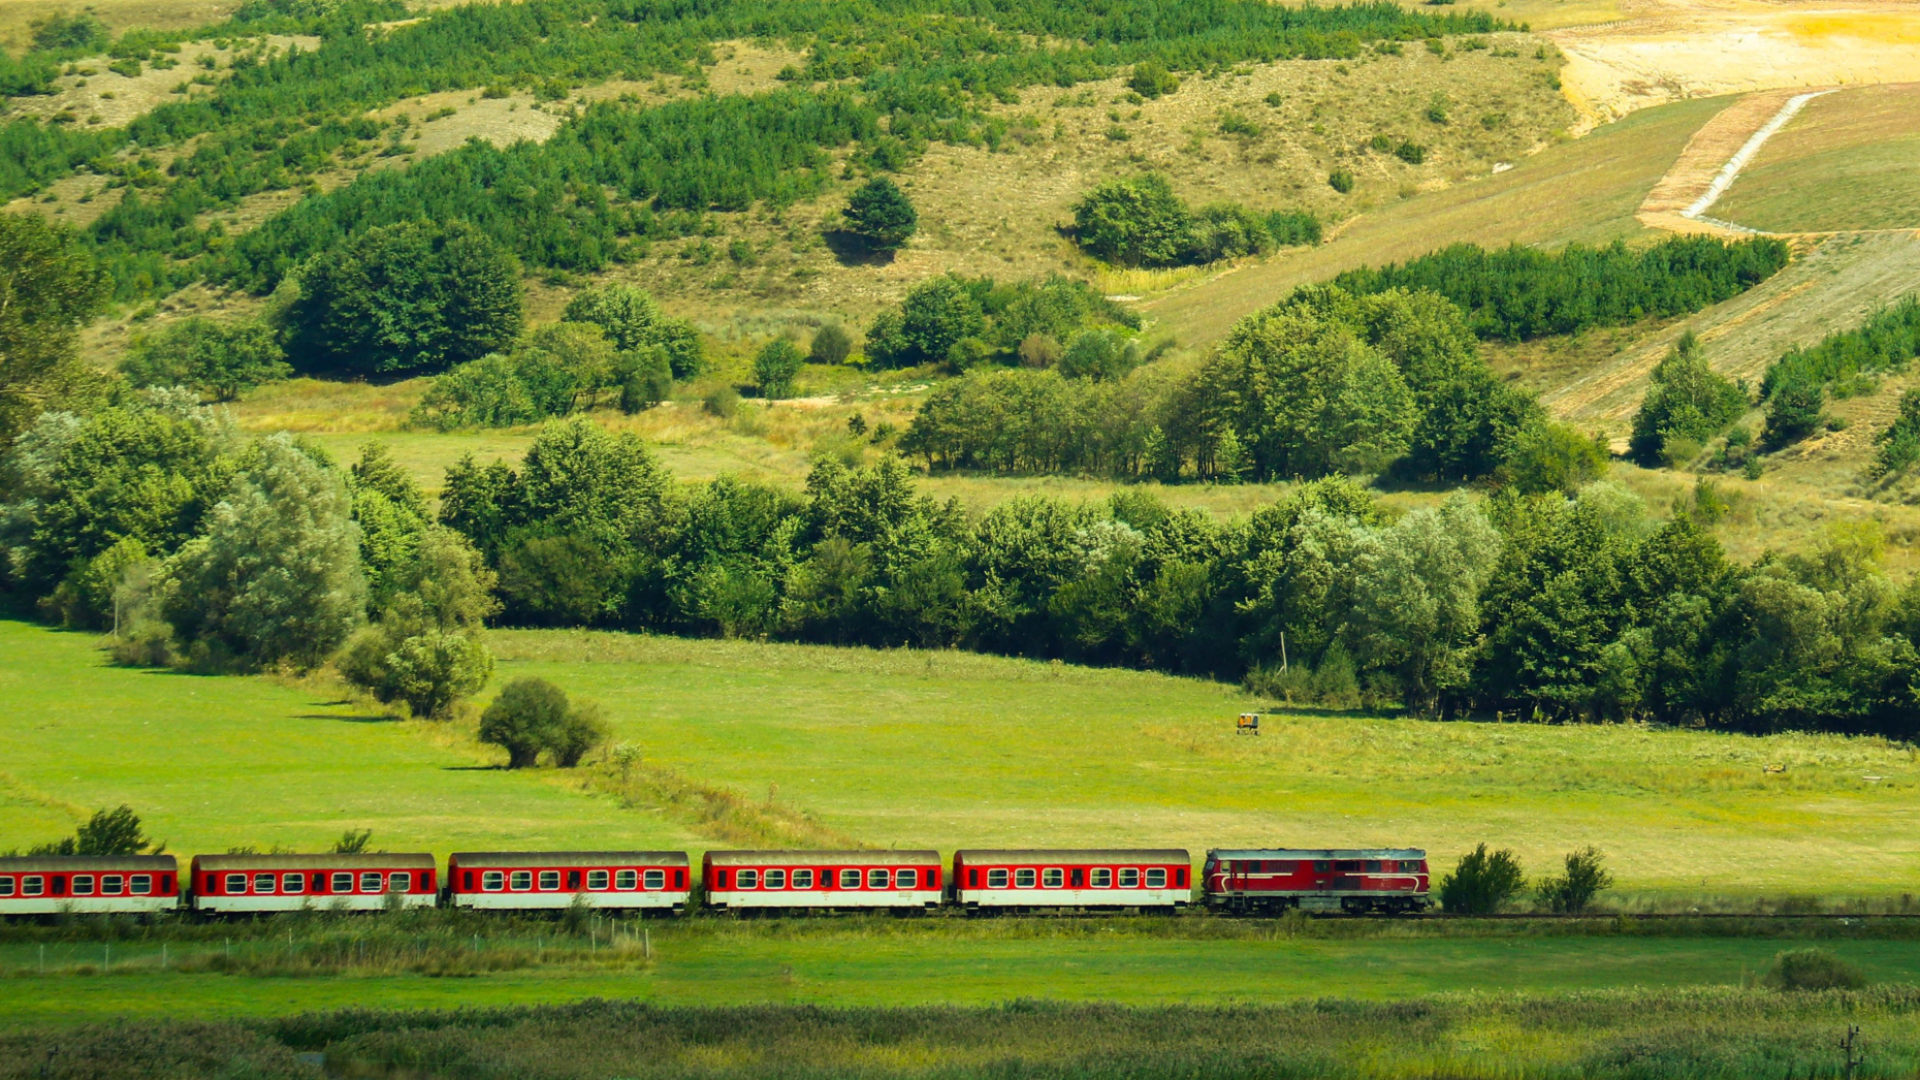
[488,629,1920,901]
[2,916,1919,1027]
[0,620,695,855]
[1716,84,1920,234]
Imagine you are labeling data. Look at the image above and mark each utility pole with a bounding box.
[1841,1024,1861,1079]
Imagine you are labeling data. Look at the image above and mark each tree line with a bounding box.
[1761,295,1920,449]
[1330,236,1789,341]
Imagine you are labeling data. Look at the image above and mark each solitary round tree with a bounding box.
[841,177,918,254]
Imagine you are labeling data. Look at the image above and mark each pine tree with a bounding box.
[841,176,918,253]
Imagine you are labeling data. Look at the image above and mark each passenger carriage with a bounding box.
[189,853,437,913]
[1203,848,1429,914]
[0,856,179,916]
[447,851,690,912]
[950,849,1192,912]
[702,850,942,912]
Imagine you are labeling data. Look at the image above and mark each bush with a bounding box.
[866,276,985,367]
[478,676,609,768]
[121,317,290,401]
[755,338,806,399]
[809,323,852,366]
[564,284,705,379]
[1765,948,1866,991]
[1437,844,1525,914]
[1056,329,1141,382]
[1264,210,1323,248]
[1328,169,1355,194]
[1127,61,1180,99]
[1762,367,1826,448]
[1393,140,1428,165]
[1499,421,1608,495]
[1071,173,1192,268]
[1534,846,1613,914]
[840,176,917,253]
[1187,203,1273,264]
[1628,332,1749,466]
[286,220,523,376]
[28,805,156,856]
[703,385,740,419]
[617,347,673,414]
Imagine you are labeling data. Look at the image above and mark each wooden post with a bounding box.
[644,928,652,960]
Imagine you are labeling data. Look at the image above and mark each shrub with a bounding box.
[564,284,705,379]
[1394,140,1427,165]
[1071,173,1192,268]
[1628,332,1748,466]
[616,347,673,414]
[755,338,806,399]
[1765,948,1866,991]
[1056,329,1141,382]
[1328,169,1355,193]
[1437,843,1524,914]
[120,317,289,401]
[286,220,523,376]
[27,805,155,856]
[809,323,852,366]
[840,176,918,253]
[703,385,740,419]
[866,276,985,367]
[1187,203,1273,264]
[1499,421,1608,495]
[1870,389,1920,480]
[1534,846,1613,914]
[479,677,609,768]
[1762,367,1826,448]
[1264,210,1322,248]
[1127,61,1179,99]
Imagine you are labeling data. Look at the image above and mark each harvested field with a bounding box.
[1714,82,1920,233]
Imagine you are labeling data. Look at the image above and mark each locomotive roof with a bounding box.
[0,855,177,872]
[449,851,690,868]
[953,849,1191,863]
[1207,849,1426,860]
[704,850,940,866]
[191,853,435,870]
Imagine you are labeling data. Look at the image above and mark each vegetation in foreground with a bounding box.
[4,986,1919,1079]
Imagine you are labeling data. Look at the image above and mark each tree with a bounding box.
[1762,366,1826,448]
[498,533,616,625]
[1187,203,1272,264]
[1499,421,1608,495]
[1347,497,1499,716]
[0,214,111,445]
[1071,174,1192,268]
[338,525,498,718]
[27,805,156,856]
[866,276,985,368]
[285,220,523,376]
[1437,844,1525,914]
[563,284,705,378]
[1056,329,1140,382]
[1535,846,1613,914]
[1628,332,1748,466]
[479,676,606,768]
[1127,61,1180,98]
[616,346,673,413]
[809,323,852,366]
[163,434,366,668]
[30,12,109,52]
[120,317,289,402]
[754,338,806,399]
[840,176,918,254]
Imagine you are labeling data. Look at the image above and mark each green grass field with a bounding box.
[1716,84,1920,234]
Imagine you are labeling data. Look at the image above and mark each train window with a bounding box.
[567,871,582,890]
[389,873,410,893]
[353,872,376,893]
[333,872,354,893]
[642,869,664,890]
[510,870,533,890]
[866,868,888,888]
[1365,860,1382,873]
[282,874,304,894]
[1015,869,1036,888]
[1070,869,1083,887]
[894,869,916,889]
[253,872,276,893]
[1267,861,1296,873]
[588,870,610,890]
[483,871,506,891]
[22,876,43,897]
[1145,868,1167,888]
[1401,861,1421,873]
[132,875,153,895]
[1314,861,1330,872]
[765,870,787,889]
[1118,868,1139,888]
[225,873,249,894]
[1041,869,1063,888]
[839,869,861,889]
[0,877,13,896]
[675,870,686,889]
[1176,868,1187,888]
[791,870,813,889]
[538,871,561,891]
[1335,860,1363,872]
[617,870,638,890]
[737,870,759,890]
[71,875,95,896]
[987,869,1008,888]
[1091,868,1111,888]
[100,875,123,896]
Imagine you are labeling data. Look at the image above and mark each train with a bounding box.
[0,846,1429,918]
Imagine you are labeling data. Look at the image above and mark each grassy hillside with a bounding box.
[1715,83,1920,234]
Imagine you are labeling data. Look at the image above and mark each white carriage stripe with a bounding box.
[956,888,1188,906]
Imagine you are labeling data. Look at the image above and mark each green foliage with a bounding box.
[840,176,918,253]
[1127,61,1180,98]
[1393,140,1427,164]
[162,434,366,669]
[1333,237,1791,342]
[563,284,704,379]
[1056,329,1142,382]
[1497,421,1608,495]
[1869,389,1920,481]
[754,338,807,399]
[1328,169,1355,193]
[1761,367,1825,449]
[1765,948,1866,991]
[0,214,112,444]
[1263,210,1323,247]
[1188,203,1274,263]
[26,805,155,857]
[868,275,1138,374]
[285,220,523,376]
[1071,174,1192,269]
[120,317,290,402]
[1759,296,1920,448]
[1437,844,1525,914]
[333,827,373,855]
[411,323,631,431]
[339,521,498,719]
[810,323,853,366]
[29,11,110,53]
[479,676,607,768]
[866,276,986,368]
[1534,846,1613,914]
[1628,332,1749,466]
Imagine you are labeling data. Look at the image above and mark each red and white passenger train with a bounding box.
[0,845,1428,917]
